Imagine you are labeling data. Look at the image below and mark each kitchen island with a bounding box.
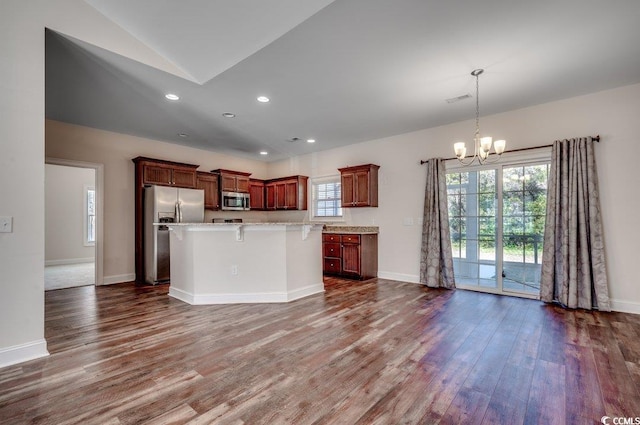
[165,222,324,304]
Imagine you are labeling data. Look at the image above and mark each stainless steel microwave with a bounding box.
[221,191,250,211]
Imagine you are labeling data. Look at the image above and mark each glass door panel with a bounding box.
[447,169,498,288]
[501,164,548,294]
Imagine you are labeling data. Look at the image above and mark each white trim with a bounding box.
[310,174,343,221]
[456,283,540,300]
[46,158,104,286]
[102,273,135,285]
[610,299,640,315]
[169,283,324,305]
[83,184,96,247]
[377,271,419,283]
[0,339,49,368]
[45,257,94,266]
[286,283,325,301]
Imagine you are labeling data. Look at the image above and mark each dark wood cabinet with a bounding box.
[338,164,379,207]
[322,232,378,280]
[264,175,308,210]
[132,157,200,283]
[197,172,219,210]
[137,157,198,188]
[249,179,265,210]
[213,169,251,193]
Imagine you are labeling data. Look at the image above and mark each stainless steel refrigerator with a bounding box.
[144,185,204,284]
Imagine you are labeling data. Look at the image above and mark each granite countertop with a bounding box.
[322,225,379,234]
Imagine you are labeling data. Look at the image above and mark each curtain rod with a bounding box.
[419,135,600,165]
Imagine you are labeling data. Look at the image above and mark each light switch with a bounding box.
[0,216,13,233]
[402,217,414,226]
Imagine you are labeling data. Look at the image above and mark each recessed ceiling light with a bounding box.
[307,139,316,143]
[178,133,189,138]
[260,151,268,155]
[257,96,270,103]
[222,112,236,118]
[165,93,180,101]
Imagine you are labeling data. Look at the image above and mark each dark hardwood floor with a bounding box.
[1,278,640,424]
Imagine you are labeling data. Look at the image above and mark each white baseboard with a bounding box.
[169,283,324,305]
[45,257,94,266]
[0,339,49,369]
[286,283,325,301]
[610,299,640,315]
[377,271,420,284]
[101,273,135,285]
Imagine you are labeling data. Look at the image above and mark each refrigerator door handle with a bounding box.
[175,201,180,223]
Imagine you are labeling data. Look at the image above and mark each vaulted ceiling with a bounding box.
[45,0,640,162]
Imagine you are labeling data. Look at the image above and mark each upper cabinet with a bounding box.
[212,169,251,193]
[338,164,380,208]
[197,172,220,210]
[265,175,308,211]
[134,156,198,188]
[249,179,265,210]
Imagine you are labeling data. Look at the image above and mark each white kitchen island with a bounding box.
[165,223,324,304]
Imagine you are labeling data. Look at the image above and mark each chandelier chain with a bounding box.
[475,72,480,141]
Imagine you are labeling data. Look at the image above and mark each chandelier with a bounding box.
[453,69,506,165]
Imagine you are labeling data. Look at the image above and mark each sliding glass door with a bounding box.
[502,164,549,295]
[446,159,549,297]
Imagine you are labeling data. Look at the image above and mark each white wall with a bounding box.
[45,164,95,264]
[268,83,640,313]
[0,0,213,368]
[45,120,268,283]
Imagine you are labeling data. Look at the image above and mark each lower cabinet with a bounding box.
[322,233,378,280]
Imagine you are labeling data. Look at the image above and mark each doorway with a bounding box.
[446,154,550,298]
[45,158,104,289]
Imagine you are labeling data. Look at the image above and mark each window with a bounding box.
[84,186,96,246]
[446,150,550,297]
[312,176,342,218]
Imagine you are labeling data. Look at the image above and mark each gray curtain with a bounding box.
[540,137,611,311]
[420,158,455,288]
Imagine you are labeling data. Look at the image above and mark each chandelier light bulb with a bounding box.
[494,139,506,154]
[454,142,467,159]
[480,136,493,152]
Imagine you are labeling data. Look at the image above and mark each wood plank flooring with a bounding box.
[1,277,640,424]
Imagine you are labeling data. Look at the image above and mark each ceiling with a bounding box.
[46,0,640,162]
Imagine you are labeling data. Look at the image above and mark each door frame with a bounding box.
[445,148,551,300]
[45,157,104,286]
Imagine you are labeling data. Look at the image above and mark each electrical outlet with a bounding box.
[0,216,12,233]
[402,217,414,226]
[231,265,238,275]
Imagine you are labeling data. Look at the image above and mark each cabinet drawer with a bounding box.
[341,234,361,244]
[323,233,340,242]
[323,242,341,257]
[323,258,341,273]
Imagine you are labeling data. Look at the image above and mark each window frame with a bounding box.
[310,175,344,222]
[84,185,96,247]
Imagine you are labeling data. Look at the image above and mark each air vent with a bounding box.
[287,137,301,143]
[446,93,472,104]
